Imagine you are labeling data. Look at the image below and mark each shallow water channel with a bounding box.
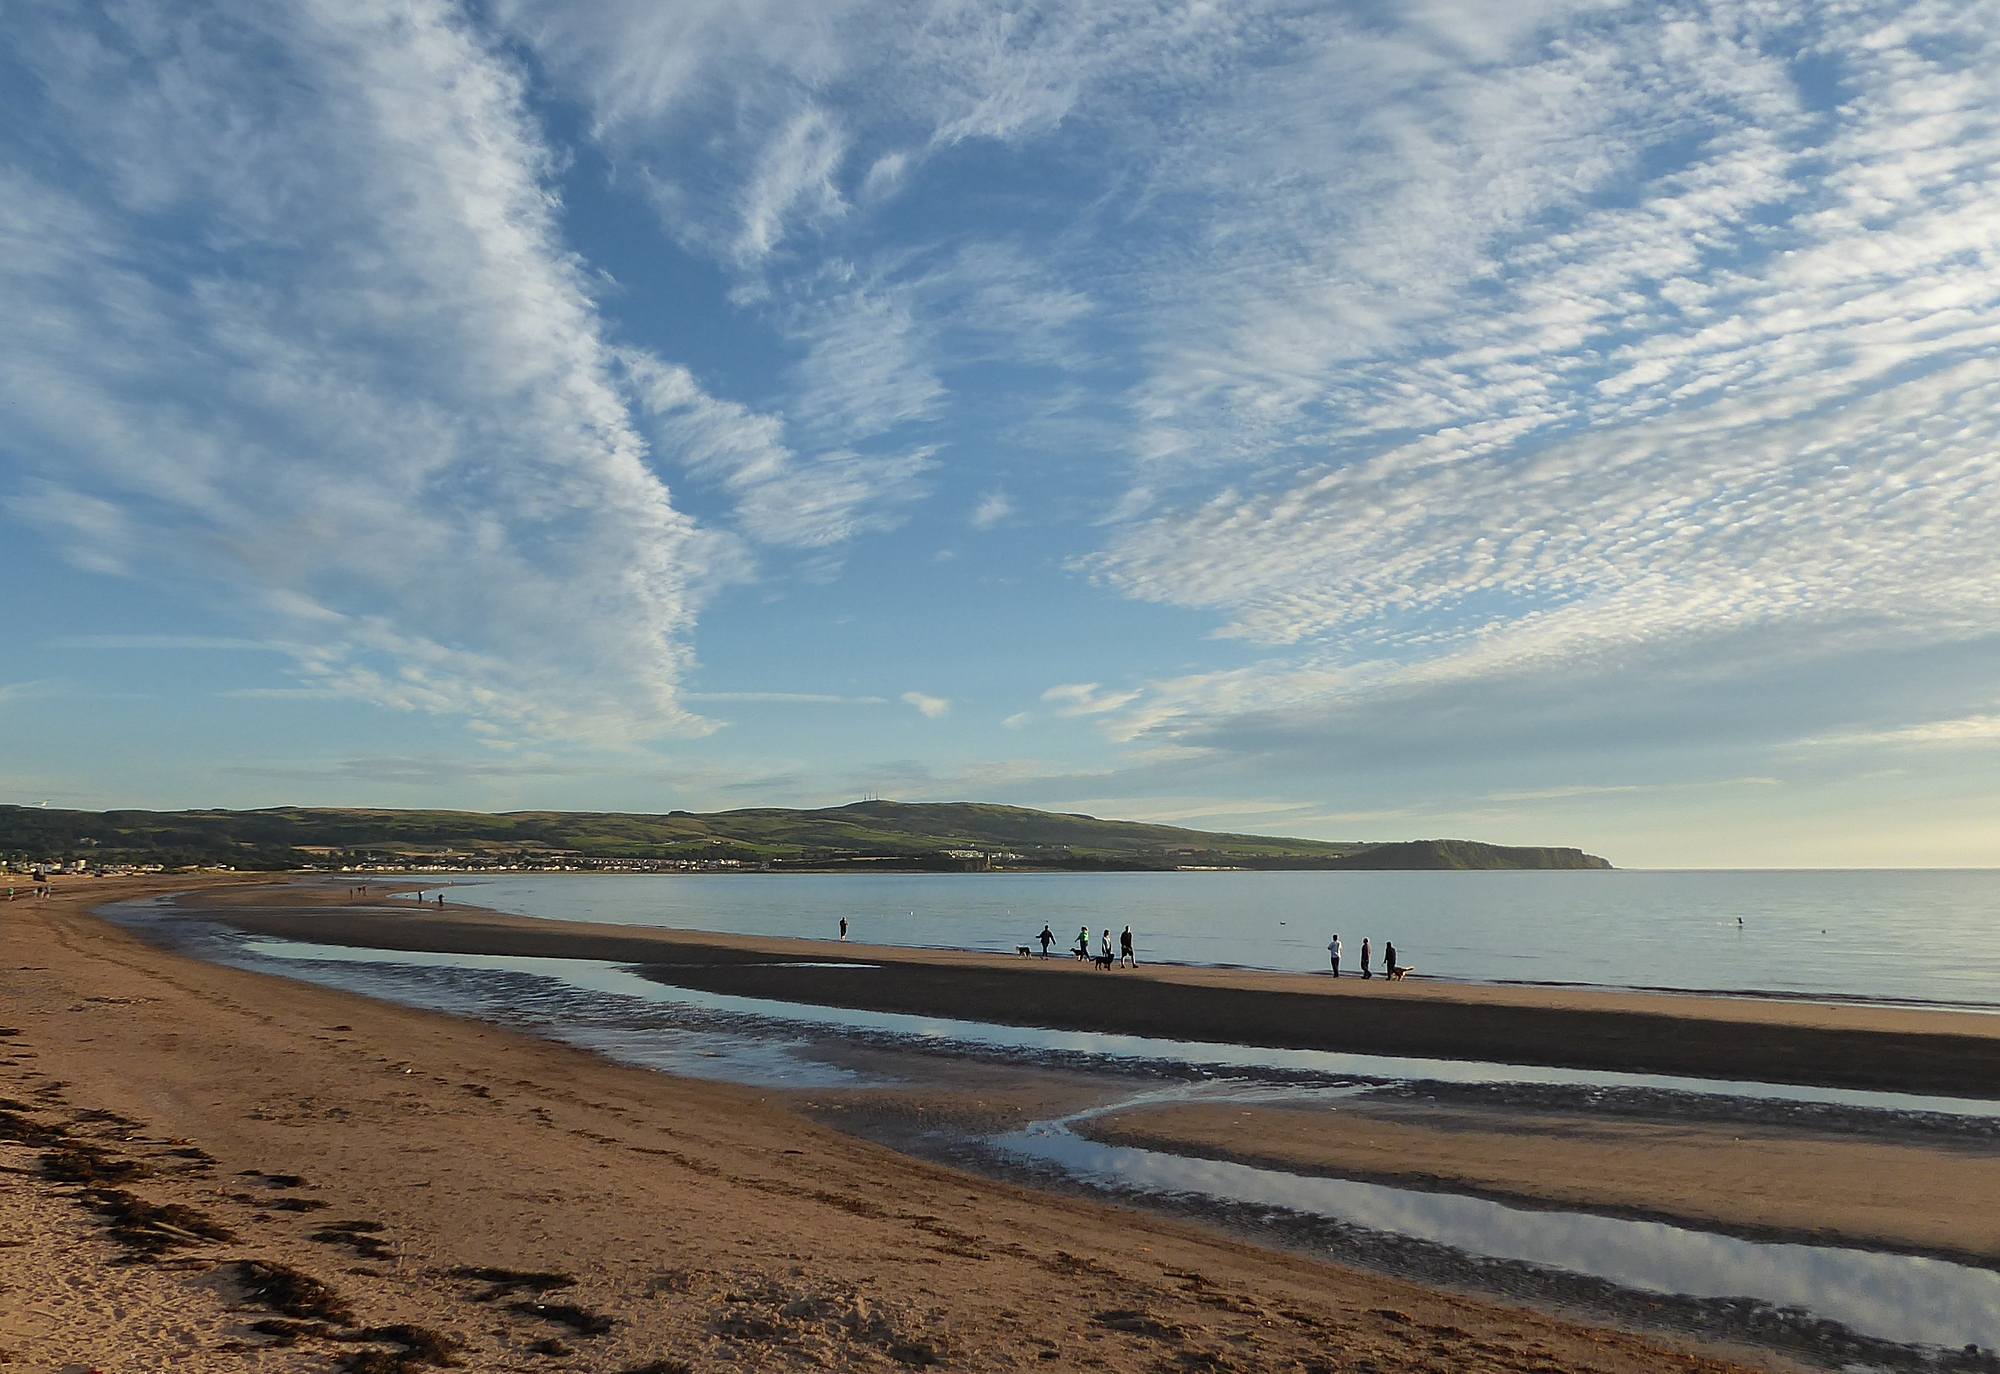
[1001,1092,2000,1353]
[119,904,2000,1368]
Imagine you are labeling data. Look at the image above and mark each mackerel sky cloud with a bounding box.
[2,0,1997,865]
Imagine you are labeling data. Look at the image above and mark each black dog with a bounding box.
[1090,951,1115,970]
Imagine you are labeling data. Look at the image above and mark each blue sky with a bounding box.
[4,0,1999,867]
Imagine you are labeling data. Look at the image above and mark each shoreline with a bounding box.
[1,875,1791,1373]
[340,871,2000,1015]
[183,879,2000,1100]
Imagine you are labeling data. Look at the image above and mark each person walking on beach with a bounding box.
[1100,929,1113,964]
[1076,926,1091,960]
[1037,924,1054,958]
[1384,940,1398,979]
[1360,937,1371,979]
[839,917,848,941]
[1327,934,1341,976]
[1119,925,1136,967]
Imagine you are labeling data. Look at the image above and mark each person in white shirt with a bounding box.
[1327,935,1342,976]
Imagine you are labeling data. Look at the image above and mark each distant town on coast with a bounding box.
[0,800,1612,876]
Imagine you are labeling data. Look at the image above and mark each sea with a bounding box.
[427,868,2000,1011]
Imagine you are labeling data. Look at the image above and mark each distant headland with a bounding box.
[0,800,1611,874]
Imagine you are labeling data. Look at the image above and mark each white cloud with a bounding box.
[0,682,50,708]
[734,107,848,264]
[971,490,1015,528]
[684,691,889,705]
[787,279,947,442]
[1041,682,1142,718]
[0,0,756,745]
[618,353,792,491]
[1484,778,1781,804]
[901,691,952,718]
[1000,711,1032,729]
[778,244,1095,448]
[1801,714,2000,751]
[487,3,2000,750]
[492,0,1178,453]
[621,351,934,548]
[755,448,940,550]
[7,481,136,576]
[53,634,289,653]
[1042,3,2000,769]
[860,151,909,201]
[218,687,348,701]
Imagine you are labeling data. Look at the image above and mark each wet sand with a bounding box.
[2,876,1785,1373]
[1079,1098,2000,1265]
[200,882,2000,1098]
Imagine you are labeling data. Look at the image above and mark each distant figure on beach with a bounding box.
[1075,926,1091,960]
[839,917,848,941]
[1119,925,1136,967]
[1384,941,1398,979]
[436,894,444,907]
[1327,934,1341,976]
[1360,938,1372,979]
[1101,929,1113,962]
[1038,924,1054,958]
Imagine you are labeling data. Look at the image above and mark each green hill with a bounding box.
[0,800,1611,872]
[1324,839,1612,871]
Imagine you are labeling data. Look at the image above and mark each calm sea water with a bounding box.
[431,870,2000,1009]
[438,869,2000,1009]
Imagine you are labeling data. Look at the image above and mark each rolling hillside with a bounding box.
[0,800,1611,871]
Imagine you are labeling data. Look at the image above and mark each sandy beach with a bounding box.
[4,876,1993,1373]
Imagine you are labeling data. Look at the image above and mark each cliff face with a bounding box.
[1331,839,1613,871]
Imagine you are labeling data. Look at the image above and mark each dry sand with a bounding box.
[0,876,1792,1373]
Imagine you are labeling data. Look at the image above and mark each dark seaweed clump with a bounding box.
[232,1257,356,1324]
[508,1300,615,1336]
[447,1265,577,1301]
[84,1189,237,1256]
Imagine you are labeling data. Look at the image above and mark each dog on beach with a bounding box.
[1090,951,1115,970]
[1015,945,1034,956]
